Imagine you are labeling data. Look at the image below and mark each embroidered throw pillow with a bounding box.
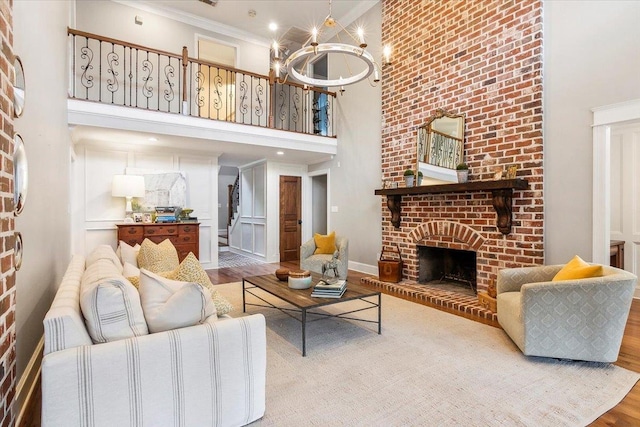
[163,252,234,316]
[123,262,141,289]
[138,269,216,333]
[137,238,180,273]
[313,231,337,255]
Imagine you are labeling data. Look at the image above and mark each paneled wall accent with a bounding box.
[72,145,218,268]
[0,1,16,424]
[381,0,544,290]
[233,162,266,257]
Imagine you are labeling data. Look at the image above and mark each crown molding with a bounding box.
[111,0,271,47]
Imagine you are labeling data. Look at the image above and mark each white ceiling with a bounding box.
[77,0,379,168]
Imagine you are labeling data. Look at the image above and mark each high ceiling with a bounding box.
[142,0,379,47]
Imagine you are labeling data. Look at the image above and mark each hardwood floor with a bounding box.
[22,262,640,426]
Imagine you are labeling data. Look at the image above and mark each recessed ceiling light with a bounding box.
[148,137,158,142]
[276,151,284,156]
[269,22,278,32]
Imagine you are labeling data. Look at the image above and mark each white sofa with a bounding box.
[42,249,266,427]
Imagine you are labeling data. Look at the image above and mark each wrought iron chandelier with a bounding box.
[271,0,391,89]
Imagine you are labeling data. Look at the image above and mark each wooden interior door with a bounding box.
[279,175,302,261]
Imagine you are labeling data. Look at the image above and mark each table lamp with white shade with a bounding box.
[112,174,146,222]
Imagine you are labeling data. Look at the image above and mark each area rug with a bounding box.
[216,282,640,426]
[217,251,265,268]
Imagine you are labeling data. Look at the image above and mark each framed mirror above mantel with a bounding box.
[416,109,465,185]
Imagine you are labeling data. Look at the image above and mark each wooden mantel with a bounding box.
[374,178,529,234]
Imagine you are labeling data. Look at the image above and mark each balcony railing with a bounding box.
[68,28,336,137]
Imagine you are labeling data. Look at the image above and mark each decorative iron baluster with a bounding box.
[213,73,223,118]
[195,68,206,113]
[312,96,321,134]
[163,61,175,103]
[80,43,94,98]
[142,55,154,107]
[291,89,300,131]
[106,47,119,102]
[325,96,332,136]
[278,85,287,126]
[238,79,249,119]
[254,80,264,122]
[128,48,134,107]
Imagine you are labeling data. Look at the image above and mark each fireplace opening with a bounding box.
[417,246,477,294]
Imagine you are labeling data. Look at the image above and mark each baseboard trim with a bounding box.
[348,261,378,276]
[15,336,44,427]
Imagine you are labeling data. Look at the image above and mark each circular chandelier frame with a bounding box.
[284,43,375,87]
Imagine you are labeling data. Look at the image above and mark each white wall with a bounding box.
[232,161,268,259]
[71,143,219,268]
[309,2,382,273]
[13,0,72,385]
[544,1,640,263]
[75,0,269,75]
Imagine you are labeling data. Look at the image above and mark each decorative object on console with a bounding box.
[492,167,503,180]
[456,163,469,183]
[13,133,28,216]
[155,206,178,223]
[111,174,146,222]
[506,165,518,179]
[288,270,312,289]
[271,0,391,90]
[403,168,415,187]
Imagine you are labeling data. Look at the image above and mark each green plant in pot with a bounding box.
[403,168,415,187]
[417,170,423,186]
[456,163,469,183]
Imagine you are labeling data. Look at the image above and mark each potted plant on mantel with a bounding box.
[456,163,469,183]
[403,169,415,187]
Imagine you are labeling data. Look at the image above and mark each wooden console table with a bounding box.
[116,223,199,261]
[374,179,529,234]
[610,240,625,269]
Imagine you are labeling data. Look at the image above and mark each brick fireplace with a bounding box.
[379,0,544,293]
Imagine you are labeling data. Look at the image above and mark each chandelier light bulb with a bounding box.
[274,61,281,76]
[311,27,318,46]
[357,27,367,48]
[373,67,380,82]
[383,45,392,65]
[273,41,279,59]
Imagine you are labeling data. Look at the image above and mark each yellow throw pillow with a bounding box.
[552,255,604,281]
[137,238,180,274]
[314,231,337,255]
[161,252,234,316]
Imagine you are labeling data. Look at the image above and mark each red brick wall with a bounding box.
[381,0,543,291]
[0,0,15,425]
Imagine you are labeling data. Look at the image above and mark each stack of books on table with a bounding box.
[155,206,177,223]
[311,279,347,298]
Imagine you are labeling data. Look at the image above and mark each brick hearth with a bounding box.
[361,277,498,327]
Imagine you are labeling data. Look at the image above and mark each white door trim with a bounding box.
[592,99,640,264]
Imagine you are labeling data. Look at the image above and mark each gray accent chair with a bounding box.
[497,264,636,362]
[300,235,349,279]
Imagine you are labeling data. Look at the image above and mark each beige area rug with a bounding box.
[216,282,640,426]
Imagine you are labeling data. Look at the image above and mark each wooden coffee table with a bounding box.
[242,273,381,356]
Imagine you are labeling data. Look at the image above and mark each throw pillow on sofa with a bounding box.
[313,231,336,255]
[117,241,141,267]
[552,255,604,281]
[86,244,124,273]
[139,269,216,333]
[137,238,180,273]
[80,259,148,343]
[123,262,141,288]
[163,252,234,316]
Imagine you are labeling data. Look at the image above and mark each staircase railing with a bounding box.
[68,28,336,137]
[227,174,240,227]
